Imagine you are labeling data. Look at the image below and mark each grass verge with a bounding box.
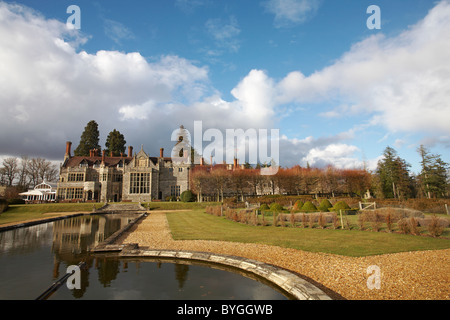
[0,203,104,226]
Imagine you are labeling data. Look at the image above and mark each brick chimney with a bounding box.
[160,148,164,158]
[128,146,133,158]
[102,150,106,165]
[64,141,72,160]
[234,158,238,169]
[200,157,204,166]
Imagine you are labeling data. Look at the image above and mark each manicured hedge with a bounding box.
[180,190,196,202]
[318,199,333,212]
[301,201,318,212]
[269,202,284,212]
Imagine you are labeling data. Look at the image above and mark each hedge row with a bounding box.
[0,198,8,214]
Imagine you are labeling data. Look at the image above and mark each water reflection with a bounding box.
[0,214,290,300]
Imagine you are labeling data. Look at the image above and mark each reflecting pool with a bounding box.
[0,214,291,300]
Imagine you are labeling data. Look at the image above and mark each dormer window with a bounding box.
[79,159,89,168]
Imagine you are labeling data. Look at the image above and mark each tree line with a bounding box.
[0,156,58,192]
[190,146,449,201]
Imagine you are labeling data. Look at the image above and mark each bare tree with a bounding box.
[17,156,31,188]
[1,157,18,186]
[27,158,58,187]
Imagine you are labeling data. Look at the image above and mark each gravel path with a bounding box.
[119,211,450,300]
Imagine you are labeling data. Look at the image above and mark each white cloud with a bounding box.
[274,1,450,140]
[230,70,276,124]
[263,0,321,27]
[278,133,371,169]
[0,3,273,163]
[205,16,241,53]
[103,19,135,44]
[302,144,362,169]
[0,2,210,159]
[1,0,449,170]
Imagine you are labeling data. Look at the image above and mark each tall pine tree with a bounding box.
[417,145,449,198]
[105,129,126,157]
[74,120,102,156]
[376,146,413,199]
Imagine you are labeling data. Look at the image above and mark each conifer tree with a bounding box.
[74,120,102,157]
[376,146,413,199]
[417,145,449,198]
[105,129,126,157]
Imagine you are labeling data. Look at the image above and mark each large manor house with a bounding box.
[57,129,195,203]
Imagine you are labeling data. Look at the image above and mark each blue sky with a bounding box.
[0,0,449,173]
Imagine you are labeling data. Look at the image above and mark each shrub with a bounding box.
[0,198,8,214]
[301,213,307,228]
[427,215,444,238]
[318,199,333,212]
[165,195,177,202]
[409,217,420,235]
[180,190,196,202]
[272,212,279,227]
[290,213,296,227]
[261,213,267,226]
[318,213,326,229]
[331,201,351,212]
[308,213,315,228]
[357,214,366,231]
[331,212,339,229]
[385,213,393,232]
[269,202,284,212]
[397,219,410,234]
[260,203,270,211]
[7,198,25,205]
[293,200,304,212]
[301,201,318,212]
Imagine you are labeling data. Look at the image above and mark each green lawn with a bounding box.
[0,203,104,226]
[0,202,216,226]
[144,201,219,211]
[166,210,450,257]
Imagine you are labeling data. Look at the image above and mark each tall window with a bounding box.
[59,188,83,200]
[171,185,180,197]
[68,173,84,182]
[130,173,150,194]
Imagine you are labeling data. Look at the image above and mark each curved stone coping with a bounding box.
[118,247,332,300]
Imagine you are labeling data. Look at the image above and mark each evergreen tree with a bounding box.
[105,129,126,157]
[376,146,413,199]
[74,120,101,156]
[417,145,449,198]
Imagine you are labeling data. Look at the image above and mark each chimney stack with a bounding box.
[65,142,72,160]
[234,158,238,169]
[200,157,204,166]
[128,146,133,158]
[160,148,164,158]
[102,150,106,165]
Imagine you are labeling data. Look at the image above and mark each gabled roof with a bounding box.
[63,156,133,168]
